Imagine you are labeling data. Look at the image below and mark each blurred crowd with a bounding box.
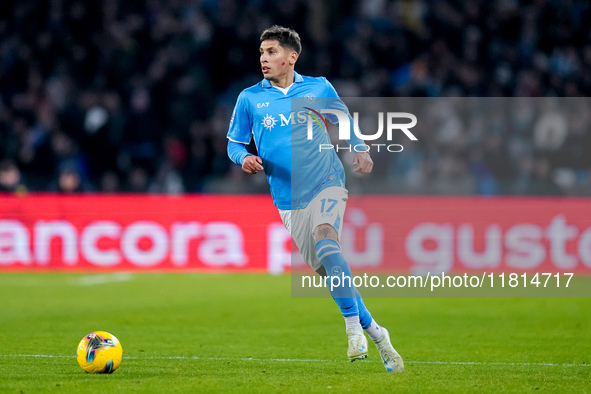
[0,0,590,195]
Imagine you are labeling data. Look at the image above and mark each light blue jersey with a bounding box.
[227,71,362,210]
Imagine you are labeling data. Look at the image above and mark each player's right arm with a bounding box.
[227,141,264,173]
[226,92,264,174]
[241,154,264,174]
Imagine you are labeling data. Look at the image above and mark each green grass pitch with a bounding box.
[0,272,589,393]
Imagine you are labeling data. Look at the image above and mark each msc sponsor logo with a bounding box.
[260,109,418,153]
[261,114,277,130]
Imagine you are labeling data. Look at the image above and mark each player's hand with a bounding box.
[242,155,264,174]
[353,151,373,174]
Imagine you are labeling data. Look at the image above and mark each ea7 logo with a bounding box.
[306,109,418,141]
[257,102,269,108]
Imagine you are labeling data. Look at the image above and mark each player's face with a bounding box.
[260,40,295,81]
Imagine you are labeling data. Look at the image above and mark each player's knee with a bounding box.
[314,223,338,242]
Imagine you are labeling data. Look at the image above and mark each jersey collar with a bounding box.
[261,71,304,88]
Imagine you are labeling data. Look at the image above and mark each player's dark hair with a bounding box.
[260,25,302,55]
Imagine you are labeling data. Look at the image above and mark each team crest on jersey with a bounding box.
[261,114,277,130]
[304,93,316,103]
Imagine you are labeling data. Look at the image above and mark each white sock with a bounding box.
[344,315,362,330]
[364,318,383,341]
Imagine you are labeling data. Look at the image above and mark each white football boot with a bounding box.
[373,327,404,372]
[346,327,368,361]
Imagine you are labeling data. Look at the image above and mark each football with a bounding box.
[76,331,122,374]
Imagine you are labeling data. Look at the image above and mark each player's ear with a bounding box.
[290,51,298,65]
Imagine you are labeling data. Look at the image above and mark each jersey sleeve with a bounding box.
[227,91,252,144]
[323,78,365,148]
[227,140,250,165]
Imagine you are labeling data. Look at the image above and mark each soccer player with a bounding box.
[227,25,403,372]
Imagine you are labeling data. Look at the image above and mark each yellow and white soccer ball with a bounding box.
[76,331,122,373]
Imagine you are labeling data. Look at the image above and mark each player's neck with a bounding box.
[270,70,295,89]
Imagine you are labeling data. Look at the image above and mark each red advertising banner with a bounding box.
[0,195,277,272]
[346,196,591,275]
[0,195,590,274]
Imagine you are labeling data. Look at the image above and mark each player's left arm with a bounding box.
[352,151,373,173]
[323,78,373,174]
[345,111,372,173]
